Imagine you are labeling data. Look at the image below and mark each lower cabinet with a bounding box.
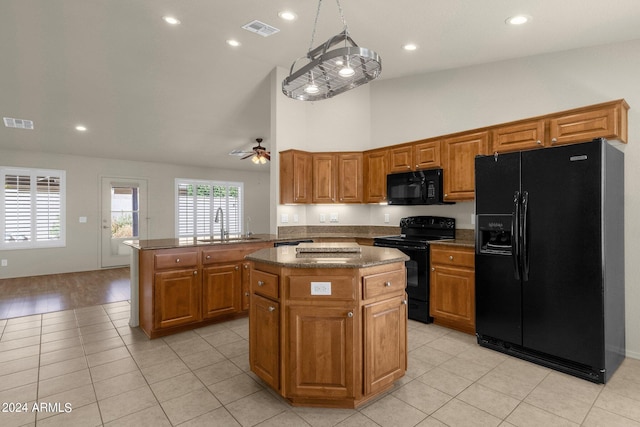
[249,294,280,390]
[248,261,407,408]
[138,242,271,338]
[154,268,201,330]
[430,244,475,334]
[363,296,407,395]
[202,263,241,319]
[287,305,356,399]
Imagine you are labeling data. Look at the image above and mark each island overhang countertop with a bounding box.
[245,243,409,268]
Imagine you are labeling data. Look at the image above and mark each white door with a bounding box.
[101,177,148,268]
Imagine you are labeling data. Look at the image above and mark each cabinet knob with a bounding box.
[384,281,392,287]
[206,255,211,260]
[245,292,249,296]
[193,270,197,275]
[176,258,180,263]
[347,311,354,318]
[244,264,249,269]
[536,140,542,145]
[402,299,408,305]
[551,137,558,144]
[258,280,265,286]
[235,266,239,271]
[449,255,454,260]
[431,267,435,271]
[268,306,276,312]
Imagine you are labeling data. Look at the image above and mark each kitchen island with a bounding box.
[246,243,409,408]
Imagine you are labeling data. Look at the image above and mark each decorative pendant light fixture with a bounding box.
[282,0,382,101]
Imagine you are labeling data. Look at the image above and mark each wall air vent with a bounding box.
[242,20,280,37]
[3,117,34,130]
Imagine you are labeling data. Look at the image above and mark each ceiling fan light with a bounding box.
[259,156,267,164]
[251,155,260,164]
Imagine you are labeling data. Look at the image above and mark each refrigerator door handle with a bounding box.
[512,191,521,280]
[521,191,530,281]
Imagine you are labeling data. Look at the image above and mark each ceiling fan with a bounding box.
[240,138,271,164]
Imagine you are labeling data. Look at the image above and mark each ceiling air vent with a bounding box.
[3,117,34,130]
[242,20,280,37]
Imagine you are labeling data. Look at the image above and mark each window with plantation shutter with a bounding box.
[1,167,66,249]
[175,179,243,238]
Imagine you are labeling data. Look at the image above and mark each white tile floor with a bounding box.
[1,302,640,426]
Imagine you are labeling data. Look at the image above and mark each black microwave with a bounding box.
[386,169,450,205]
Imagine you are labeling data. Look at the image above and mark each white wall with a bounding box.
[0,149,270,278]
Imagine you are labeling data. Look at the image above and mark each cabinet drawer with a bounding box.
[431,246,474,268]
[154,251,198,269]
[202,242,270,265]
[288,276,355,300]
[362,269,406,300]
[251,270,279,299]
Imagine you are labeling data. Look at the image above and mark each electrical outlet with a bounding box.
[79,216,87,223]
[319,214,326,223]
[293,214,299,223]
[1,259,7,267]
[384,213,390,223]
[310,281,332,295]
[471,214,475,225]
[329,213,338,223]
[281,213,289,223]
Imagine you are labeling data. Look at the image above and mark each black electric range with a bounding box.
[374,216,455,323]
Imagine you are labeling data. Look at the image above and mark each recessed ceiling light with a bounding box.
[75,125,87,132]
[162,16,181,25]
[226,39,241,47]
[403,43,418,51]
[506,15,531,25]
[278,10,297,21]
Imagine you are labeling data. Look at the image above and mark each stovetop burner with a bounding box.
[374,216,456,249]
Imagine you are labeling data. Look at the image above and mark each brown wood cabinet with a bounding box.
[389,145,413,172]
[363,148,389,203]
[430,244,475,334]
[414,139,442,169]
[491,119,545,153]
[338,153,364,203]
[441,131,489,201]
[549,100,629,146]
[312,152,363,203]
[248,260,407,408]
[280,150,312,204]
[138,241,271,338]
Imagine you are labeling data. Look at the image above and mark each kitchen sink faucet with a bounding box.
[214,207,227,239]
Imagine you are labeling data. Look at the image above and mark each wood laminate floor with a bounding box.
[0,268,130,320]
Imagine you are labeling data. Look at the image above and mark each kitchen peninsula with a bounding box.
[246,243,409,408]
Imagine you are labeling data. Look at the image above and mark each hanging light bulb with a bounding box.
[259,156,267,164]
[338,56,355,77]
[304,72,319,94]
[251,155,260,164]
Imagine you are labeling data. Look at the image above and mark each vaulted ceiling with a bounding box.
[2,0,640,171]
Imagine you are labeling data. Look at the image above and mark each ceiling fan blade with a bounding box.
[240,153,254,159]
[264,152,271,160]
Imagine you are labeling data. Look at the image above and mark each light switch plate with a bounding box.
[79,216,87,223]
[329,213,338,223]
[384,213,390,223]
[281,213,289,223]
[319,214,326,223]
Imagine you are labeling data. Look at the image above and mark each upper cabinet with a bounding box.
[280,150,312,204]
[491,120,545,153]
[442,131,489,201]
[279,100,629,204]
[363,148,389,203]
[549,100,629,146]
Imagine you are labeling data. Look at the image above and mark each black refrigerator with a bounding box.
[474,138,625,383]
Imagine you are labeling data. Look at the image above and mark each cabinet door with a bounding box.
[280,150,312,204]
[430,264,475,334]
[549,103,626,146]
[202,263,241,319]
[492,120,545,153]
[312,153,336,203]
[442,131,489,201]
[337,153,363,203]
[363,149,388,203]
[363,296,407,395]
[250,294,280,390]
[389,146,413,173]
[154,268,201,330]
[414,140,441,169]
[287,305,356,399]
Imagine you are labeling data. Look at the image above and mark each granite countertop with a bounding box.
[246,245,409,269]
